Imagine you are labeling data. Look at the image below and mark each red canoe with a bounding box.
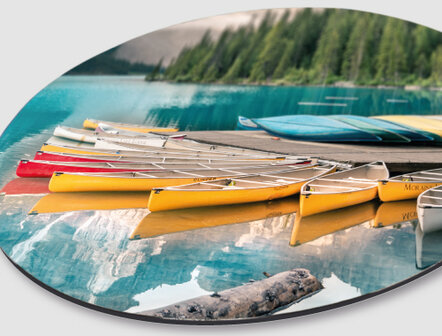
[16,160,163,178]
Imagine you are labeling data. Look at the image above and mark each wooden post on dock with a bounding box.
[139,268,322,321]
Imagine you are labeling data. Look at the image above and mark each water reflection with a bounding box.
[415,224,442,269]
[290,201,378,246]
[130,197,299,239]
[0,195,433,314]
[29,191,150,215]
[372,200,418,228]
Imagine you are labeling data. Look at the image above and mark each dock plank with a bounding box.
[170,131,442,174]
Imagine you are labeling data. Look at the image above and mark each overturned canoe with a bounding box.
[328,115,411,143]
[253,115,382,142]
[28,191,150,215]
[237,116,262,131]
[147,165,336,212]
[345,115,434,142]
[17,159,311,178]
[83,119,178,133]
[417,185,442,233]
[130,197,299,240]
[373,115,442,138]
[371,200,418,228]
[290,201,378,246]
[54,126,167,147]
[48,164,319,193]
[378,168,442,202]
[300,161,389,216]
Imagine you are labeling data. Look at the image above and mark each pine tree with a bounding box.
[430,45,442,85]
[310,9,355,83]
[249,11,290,82]
[376,18,410,84]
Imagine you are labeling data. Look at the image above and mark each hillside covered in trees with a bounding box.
[159,9,442,87]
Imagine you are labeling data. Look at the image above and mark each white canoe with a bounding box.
[34,151,313,164]
[415,223,442,269]
[96,123,187,139]
[94,139,288,158]
[83,119,179,132]
[54,126,167,147]
[41,141,297,160]
[417,185,442,233]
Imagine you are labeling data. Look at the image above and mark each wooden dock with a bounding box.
[175,131,442,175]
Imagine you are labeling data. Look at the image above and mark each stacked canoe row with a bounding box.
[238,115,442,144]
[3,118,441,235]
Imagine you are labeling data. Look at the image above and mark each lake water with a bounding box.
[0,75,441,320]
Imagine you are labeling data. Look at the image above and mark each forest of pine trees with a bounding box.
[157,9,442,87]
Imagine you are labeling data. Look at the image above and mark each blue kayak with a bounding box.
[237,116,262,131]
[343,115,434,142]
[252,115,382,142]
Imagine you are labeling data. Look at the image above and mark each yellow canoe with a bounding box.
[371,200,417,228]
[147,165,336,212]
[373,115,442,137]
[130,197,299,240]
[378,168,442,202]
[49,164,318,193]
[300,162,389,216]
[28,191,149,214]
[290,201,378,246]
[83,119,179,133]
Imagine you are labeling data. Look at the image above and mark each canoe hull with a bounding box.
[417,206,442,234]
[253,115,382,142]
[237,116,261,131]
[378,180,442,202]
[147,181,306,212]
[300,186,378,217]
[48,173,235,192]
[83,119,178,133]
[16,160,163,178]
[374,116,442,137]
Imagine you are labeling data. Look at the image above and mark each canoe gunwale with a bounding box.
[153,165,335,192]
[301,161,388,196]
[418,186,442,208]
[382,168,442,183]
[301,183,377,196]
[49,164,319,180]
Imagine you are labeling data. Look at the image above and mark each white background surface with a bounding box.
[0,0,441,334]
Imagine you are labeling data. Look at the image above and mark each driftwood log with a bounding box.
[140,268,322,321]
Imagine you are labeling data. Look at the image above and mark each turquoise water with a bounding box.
[0,75,441,319]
